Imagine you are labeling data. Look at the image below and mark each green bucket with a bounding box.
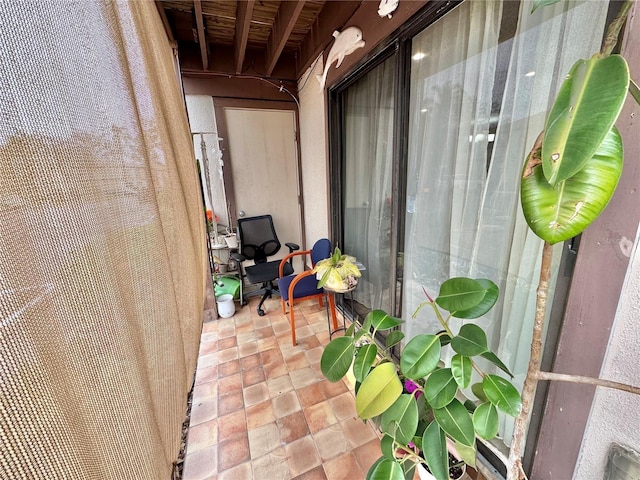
[214,275,241,300]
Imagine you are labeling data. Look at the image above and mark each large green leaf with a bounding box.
[367,309,404,331]
[436,278,486,313]
[381,394,419,445]
[425,368,458,409]
[353,344,378,383]
[481,351,514,378]
[422,422,449,480]
[381,434,396,460]
[522,126,623,244]
[542,55,628,186]
[454,440,477,468]
[433,399,476,447]
[320,336,354,382]
[450,324,489,357]
[401,461,416,480]
[386,330,405,349]
[400,334,441,380]
[471,382,487,402]
[450,279,499,319]
[473,403,499,439]
[482,375,522,417]
[356,362,403,419]
[451,354,472,389]
[366,457,405,480]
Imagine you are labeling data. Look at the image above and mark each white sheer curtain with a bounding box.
[402,0,608,448]
[343,56,396,311]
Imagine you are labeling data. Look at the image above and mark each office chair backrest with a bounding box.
[311,238,331,266]
[237,215,281,263]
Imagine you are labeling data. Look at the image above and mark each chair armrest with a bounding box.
[279,249,311,277]
[231,252,245,262]
[288,270,318,299]
[285,242,300,252]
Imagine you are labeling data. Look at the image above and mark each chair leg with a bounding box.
[290,302,297,346]
[256,283,272,316]
[281,298,287,315]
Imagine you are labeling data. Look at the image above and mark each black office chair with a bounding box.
[231,215,299,316]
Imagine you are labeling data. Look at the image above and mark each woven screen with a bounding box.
[0,1,205,478]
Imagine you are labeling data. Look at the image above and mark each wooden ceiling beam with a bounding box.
[265,0,306,76]
[155,1,176,45]
[296,1,362,78]
[234,0,255,74]
[194,0,208,70]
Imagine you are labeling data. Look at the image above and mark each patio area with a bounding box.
[181,294,384,480]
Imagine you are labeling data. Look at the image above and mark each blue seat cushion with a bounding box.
[278,274,323,302]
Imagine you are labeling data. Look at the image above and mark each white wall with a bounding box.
[573,222,640,479]
[298,55,330,250]
[184,95,229,227]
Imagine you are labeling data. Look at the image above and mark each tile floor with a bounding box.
[182,294,384,480]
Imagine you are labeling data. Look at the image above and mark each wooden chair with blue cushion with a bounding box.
[278,238,337,346]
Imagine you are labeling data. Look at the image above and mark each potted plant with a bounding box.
[313,247,362,292]
[321,277,521,480]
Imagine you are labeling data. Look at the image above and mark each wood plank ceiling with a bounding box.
[156,0,362,81]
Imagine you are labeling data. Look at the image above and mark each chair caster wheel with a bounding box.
[257,309,266,316]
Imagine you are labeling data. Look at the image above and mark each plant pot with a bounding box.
[216,294,235,318]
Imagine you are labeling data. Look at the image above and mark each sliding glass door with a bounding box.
[341,55,396,315]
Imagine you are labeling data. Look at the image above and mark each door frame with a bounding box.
[212,98,306,250]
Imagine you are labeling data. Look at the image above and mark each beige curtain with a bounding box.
[0,1,206,478]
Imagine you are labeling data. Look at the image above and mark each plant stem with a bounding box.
[600,0,634,57]
[537,371,640,395]
[430,303,454,337]
[507,241,553,480]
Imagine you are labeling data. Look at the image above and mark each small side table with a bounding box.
[324,285,356,339]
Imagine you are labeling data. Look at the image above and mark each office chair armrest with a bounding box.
[231,252,245,262]
[279,249,311,277]
[285,242,300,253]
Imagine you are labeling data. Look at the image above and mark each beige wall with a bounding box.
[298,55,330,249]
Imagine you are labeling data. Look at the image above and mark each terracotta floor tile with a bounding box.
[192,380,218,405]
[239,341,260,358]
[292,465,328,480]
[257,336,278,351]
[194,365,218,386]
[312,423,351,462]
[320,379,348,399]
[218,359,240,378]
[201,317,218,333]
[261,348,284,365]
[240,353,262,371]
[264,362,288,379]
[256,326,275,339]
[218,390,244,416]
[217,409,247,439]
[277,410,310,444]
[218,336,237,350]
[353,439,383,474]
[290,367,317,390]
[268,374,294,397]
[186,419,217,454]
[218,326,236,339]
[182,444,217,480]
[285,353,311,371]
[199,340,218,356]
[322,451,363,480]
[218,346,238,363]
[253,316,272,329]
[190,398,218,427]
[296,382,326,409]
[248,422,281,458]
[218,461,252,480]
[340,417,377,448]
[201,331,218,343]
[328,392,357,421]
[218,373,243,395]
[251,446,290,479]
[218,433,250,472]
[272,320,291,335]
[244,382,270,407]
[272,391,301,418]
[295,325,315,340]
[246,400,276,430]
[304,346,324,365]
[242,366,266,387]
[285,435,321,478]
[304,401,337,433]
